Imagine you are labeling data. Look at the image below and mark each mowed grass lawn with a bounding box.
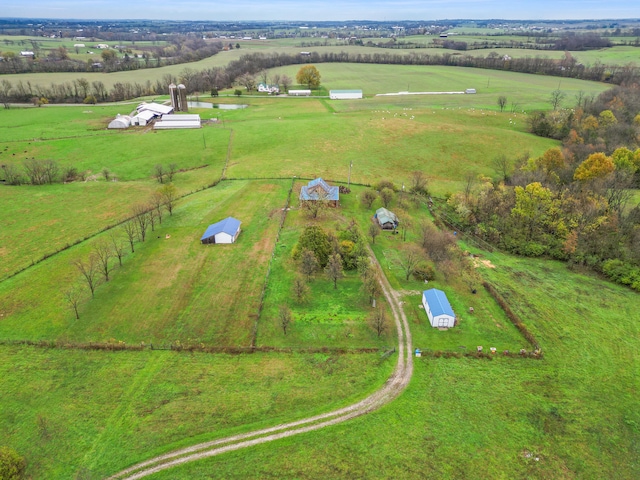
[258,188,396,349]
[0,346,393,480]
[142,251,640,480]
[0,180,289,345]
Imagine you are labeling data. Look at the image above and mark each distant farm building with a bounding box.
[465,88,477,94]
[169,83,188,112]
[375,207,399,230]
[300,177,339,206]
[422,289,456,328]
[131,109,157,126]
[95,43,109,49]
[154,114,201,129]
[201,217,242,244]
[20,51,35,57]
[137,102,174,116]
[74,43,85,48]
[288,89,311,96]
[107,114,132,129]
[257,83,280,94]
[330,90,363,100]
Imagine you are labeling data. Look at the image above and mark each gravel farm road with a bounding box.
[107,252,414,479]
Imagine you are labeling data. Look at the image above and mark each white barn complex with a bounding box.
[330,89,363,100]
[422,288,456,328]
[201,217,242,244]
[288,89,311,96]
[154,114,201,129]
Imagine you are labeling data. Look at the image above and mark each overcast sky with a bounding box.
[2,0,638,22]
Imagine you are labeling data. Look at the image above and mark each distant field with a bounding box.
[0,347,392,479]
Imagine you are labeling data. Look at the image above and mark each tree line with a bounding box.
[65,184,178,319]
[2,49,638,106]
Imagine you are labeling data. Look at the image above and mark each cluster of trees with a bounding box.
[3,47,638,106]
[287,222,391,337]
[0,158,119,185]
[65,184,178,317]
[528,84,640,157]
[0,39,224,75]
[0,446,25,480]
[445,146,640,290]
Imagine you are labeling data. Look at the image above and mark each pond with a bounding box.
[187,101,248,110]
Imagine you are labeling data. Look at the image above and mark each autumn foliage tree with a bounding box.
[296,65,321,88]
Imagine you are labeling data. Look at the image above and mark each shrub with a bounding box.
[413,263,435,281]
[374,179,396,192]
[0,446,26,480]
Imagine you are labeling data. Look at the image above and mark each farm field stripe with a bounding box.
[106,249,413,479]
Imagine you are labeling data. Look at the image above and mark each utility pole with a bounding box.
[347,160,353,188]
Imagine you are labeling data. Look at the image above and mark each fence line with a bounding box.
[0,339,388,355]
[249,176,296,347]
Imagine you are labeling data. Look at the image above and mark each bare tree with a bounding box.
[419,222,455,262]
[122,221,137,253]
[148,204,158,232]
[150,191,164,225]
[362,272,381,306]
[271,73,281,89]
[325,253,344,289]
[0,79,12,109]
[74,255,99,297]
[166,163,178,183]
[360,189,377,208]
[132,204,150,242]
[509,101,521,113]
[409,171,429,195]
[23,158,47,185]
[159,184,178,215]
[278,304,292,335]
[550,89,566,110]
[238,72,256,91]
[368,305,388,337]
[463,172,476,203]
[379,188,394,208]
[154,164,165,183]
[281,74,292,92]
[497,95,507,112]
[292,275,309,303]
[395,244,424,281]
[493,154,512,182]
[110,233,126,266]
[299,249,319,281]
[1,164,23,185]
[302,188,329,219]
[94,239,114,282]
[368,223,380,245]
[64,285,84,320]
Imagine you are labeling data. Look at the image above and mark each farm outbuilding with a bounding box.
[422,288,456,328]
[154,114,201,129]
[137,102,174,116]
[288,89,311,96]
[375,207,399,230]
[330,90,363,100]
[300,178,339,206]
[107,114,132,129]
[201,217,242,244]
[131,109,157,126]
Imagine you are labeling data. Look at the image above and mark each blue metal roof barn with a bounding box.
[201,217,242,244]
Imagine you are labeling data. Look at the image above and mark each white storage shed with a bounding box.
[330,90,363,100]
[422,288,456,328]
[107,114,132,129]
[201,217,242,244]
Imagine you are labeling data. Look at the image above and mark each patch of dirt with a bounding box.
[473,258,496,269]
[0,246,9,257]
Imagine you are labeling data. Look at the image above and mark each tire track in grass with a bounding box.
[106,249,413,479]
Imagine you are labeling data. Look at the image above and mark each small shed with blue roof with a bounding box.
[422,288,456,328]
[201,217,242,244]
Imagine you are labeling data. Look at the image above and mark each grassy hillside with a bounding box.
[0,347,392,479]
[144,251,640,480]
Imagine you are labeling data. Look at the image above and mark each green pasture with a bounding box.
[145,250,640,480]
[0,180,288,345]
[0,347,392,480]
[257,189,395,349]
